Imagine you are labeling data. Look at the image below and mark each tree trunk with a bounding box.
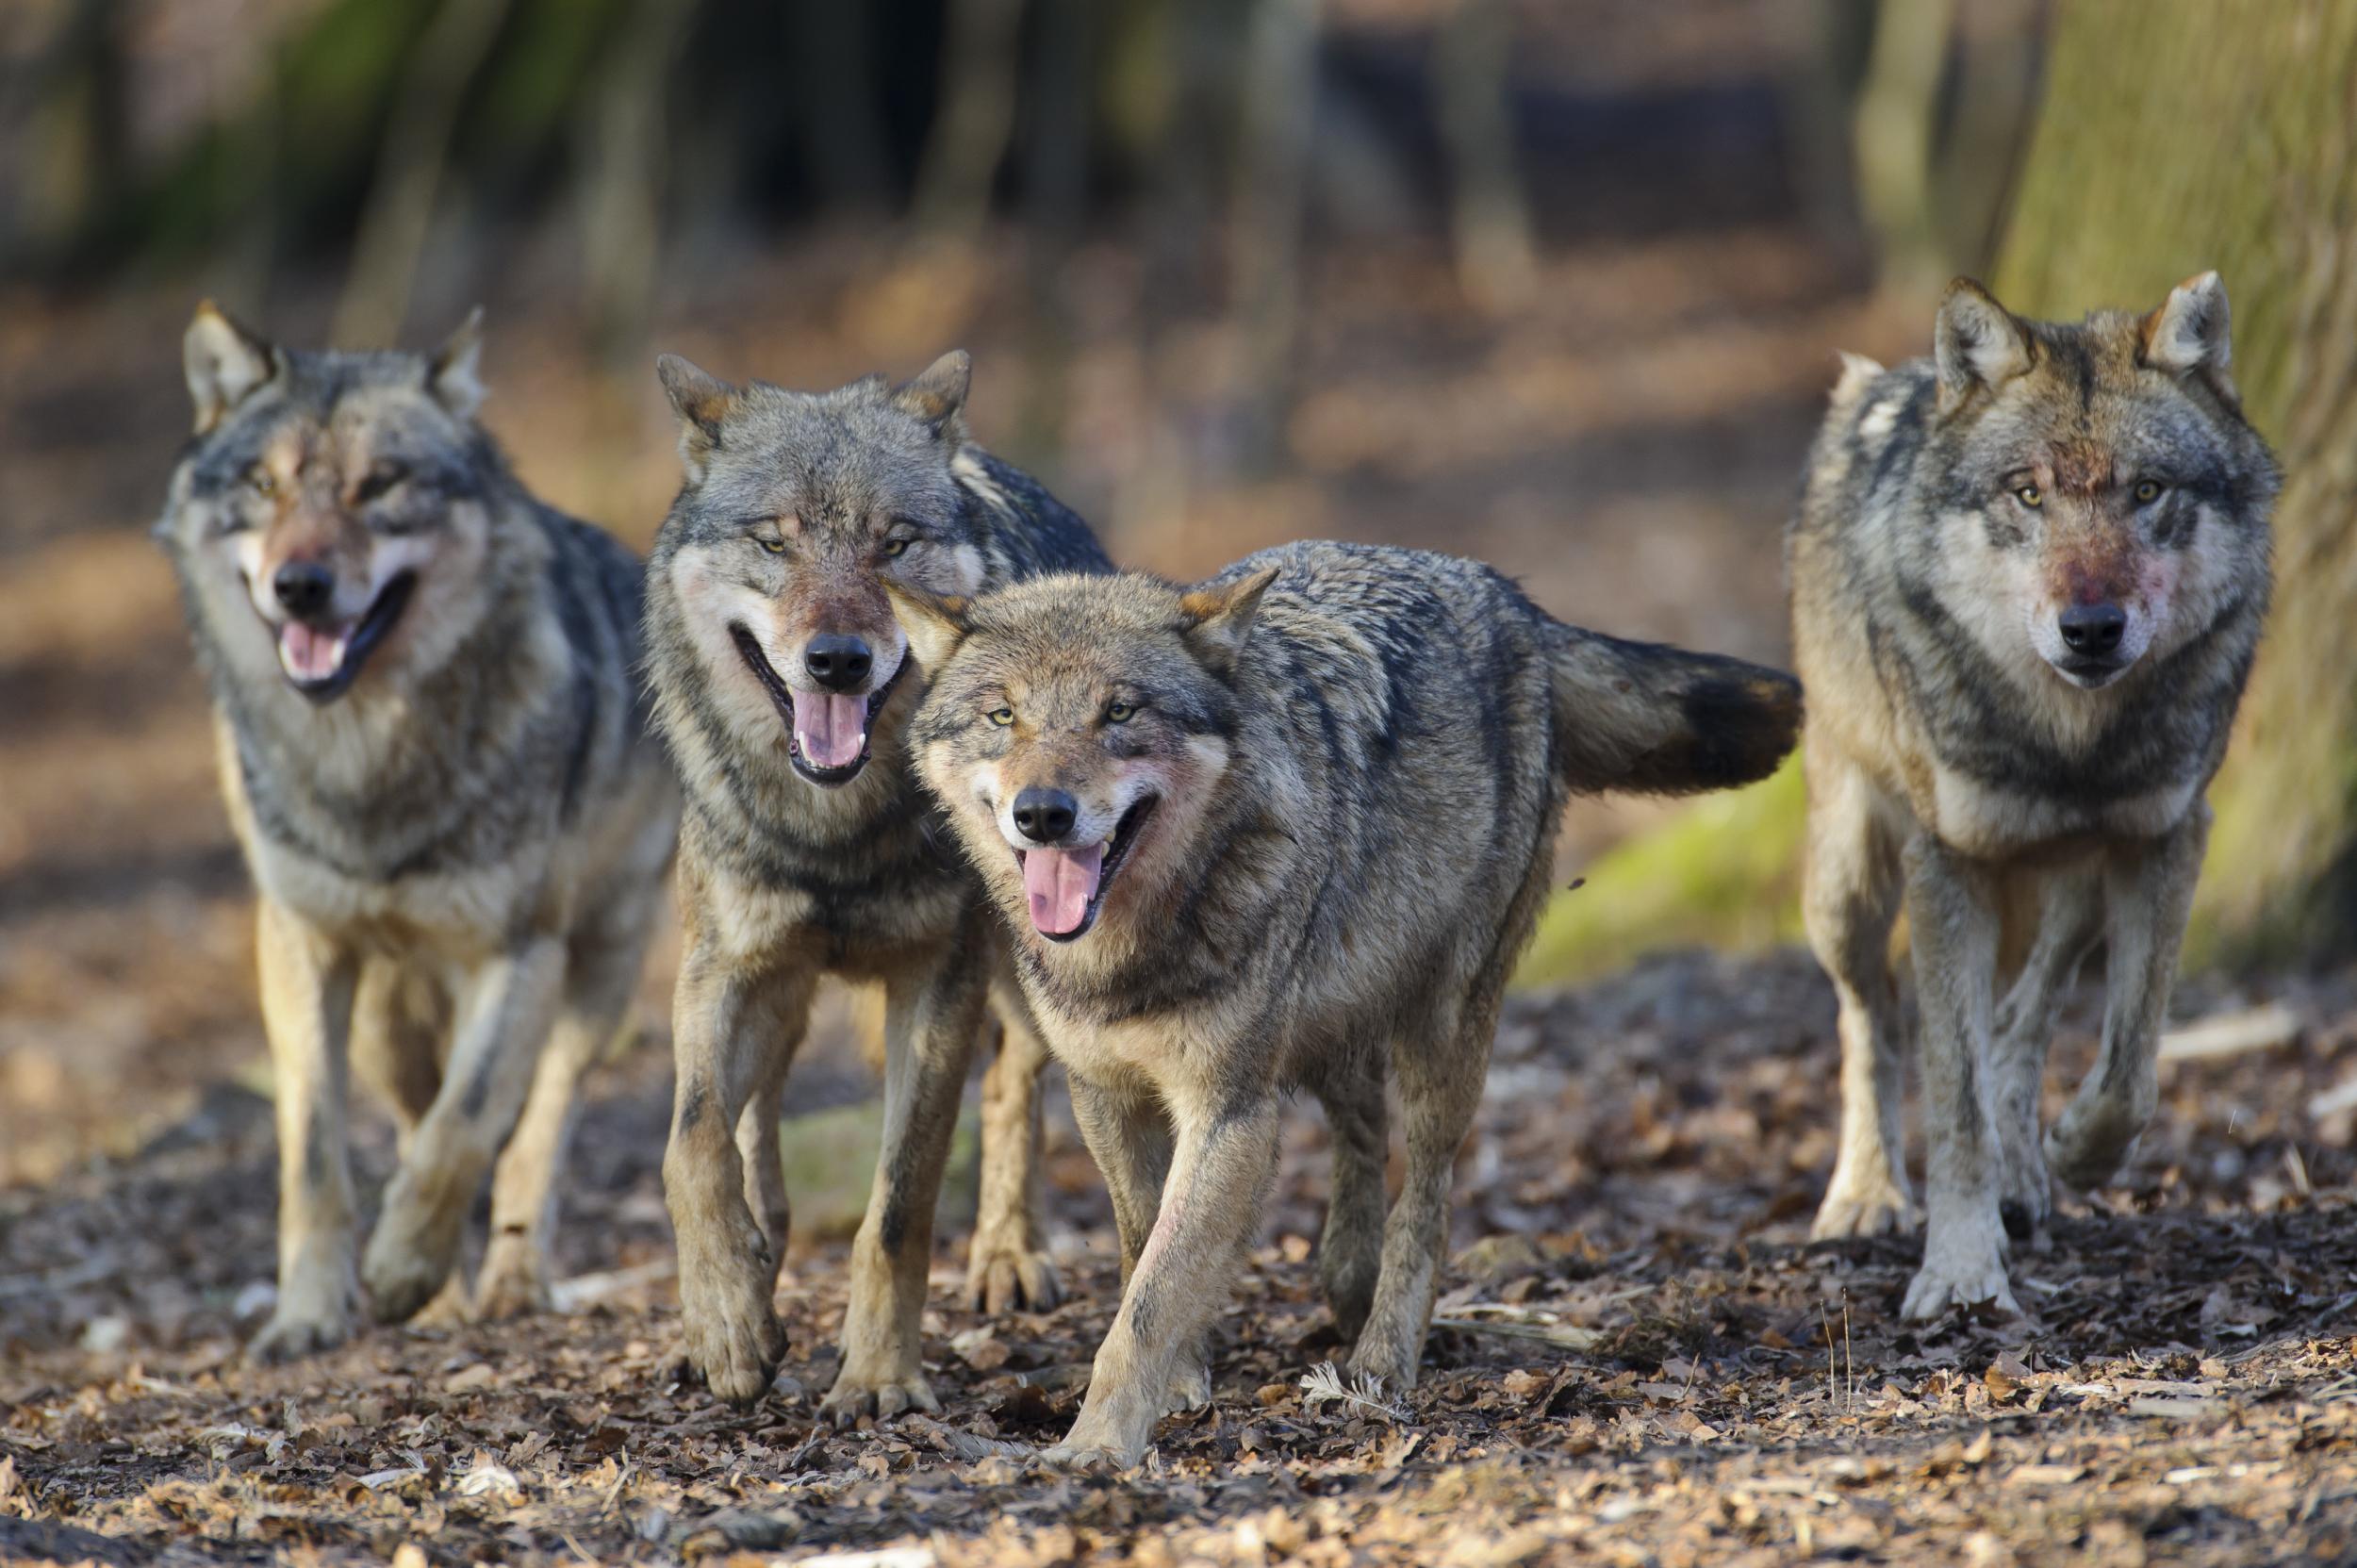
[1992,0,2357,966]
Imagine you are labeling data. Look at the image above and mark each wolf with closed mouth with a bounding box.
[1791,274,2274,1318]
[891,539,1802,1465]
[155,303,680,1360]
[644,350,1110,1414]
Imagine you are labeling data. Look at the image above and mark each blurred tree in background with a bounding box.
[1525,0,2357,982]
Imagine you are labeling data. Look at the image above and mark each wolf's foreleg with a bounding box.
[362,936,567,1322]
[249,900,362,1362]
[2047,805,2207,1190]
[821,934,991,1423]
[665,946,808,1406]
[965,982,1063,1314]
[1901,837,2018,1319]
[1066,1074,1205,1409]
[1990,865,2102,1237]
[1046,1090,1280,1470]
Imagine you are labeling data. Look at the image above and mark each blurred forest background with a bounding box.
[6,0,2354,1189]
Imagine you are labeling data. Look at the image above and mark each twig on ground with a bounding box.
[2162,1002,2301,1062]
[1431,1303,1605,1350]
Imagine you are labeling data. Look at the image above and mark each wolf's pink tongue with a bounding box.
[1022,843,1104,936]
[278,621,347,683]
[794,693,868,769]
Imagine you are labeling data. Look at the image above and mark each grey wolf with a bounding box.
[156,304,680,1360]
[644,350,1111,1415]
[892,539,1801,1465]
[1789,273,2274,1316]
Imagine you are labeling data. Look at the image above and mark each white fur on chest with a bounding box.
[1924,763,2200,860]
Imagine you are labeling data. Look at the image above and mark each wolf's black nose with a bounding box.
[2058,603,2126,655]
[273,560,335,619]
[804,634,873,692]
[1013,787,1078,844]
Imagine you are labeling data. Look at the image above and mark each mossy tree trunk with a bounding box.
[1520,0,2357,984]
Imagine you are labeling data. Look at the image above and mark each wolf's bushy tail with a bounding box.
[1544,622,1802,795]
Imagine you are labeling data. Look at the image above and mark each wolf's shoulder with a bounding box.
[954,447,1112,581]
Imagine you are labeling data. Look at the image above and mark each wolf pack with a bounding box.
[154,267,2274,1468]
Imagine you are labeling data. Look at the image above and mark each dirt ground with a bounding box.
[8,949,2357,1567]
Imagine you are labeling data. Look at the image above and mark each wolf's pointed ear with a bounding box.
[656,354,739,485]
[882,581,973,671]
[426,306,486,420]
[1178,566,1279,678]
[891,349,972,441]
[1935,278,2034,413]
[184,301,278,435]
[2141,271,2237,407]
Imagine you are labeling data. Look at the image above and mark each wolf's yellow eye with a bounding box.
[2134,480,2163,503]
[756,535,786,554]
[882,536,912,558]
[1105,701,1135,724]
[987,706,1014,727]
[2014,485,2042,508]
[247,466,276,498]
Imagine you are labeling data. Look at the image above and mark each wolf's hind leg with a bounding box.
[1805,755,1914,1241]
[1990,866,2102,1238]
[1312,1058,1389,1345]
[249,900,362,1363]
[2048,806,2207,1190]
[1347,991,1490,1395]
[666,945,810,1406]
[363,936,569,1324]
[1901,836,2016,1319]
[965,979,1064,1314]
[478,885,663,1320]
[821,930,991,1424]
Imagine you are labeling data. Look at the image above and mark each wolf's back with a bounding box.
[1545,622,1802,796]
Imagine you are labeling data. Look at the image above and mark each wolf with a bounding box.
[890,539,1802,1465]
[644,350,1111,1415]
[1790,274,2274,1317]
[155,303,680,1360]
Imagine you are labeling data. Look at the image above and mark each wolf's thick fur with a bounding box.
[1789,275,2274,1317]
[644,352,1110,1415]
[895,540,1801,1465]
[156,304,679,1360]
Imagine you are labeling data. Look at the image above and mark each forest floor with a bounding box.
[8,949,2357,1567]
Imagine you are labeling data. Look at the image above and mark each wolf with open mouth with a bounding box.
[155,303,681,1361]
[642,350,1111,1415]
[892,540,1805,1467]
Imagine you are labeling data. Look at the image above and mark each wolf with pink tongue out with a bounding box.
[642,350,1111,1416]
[893,540,1804,1468]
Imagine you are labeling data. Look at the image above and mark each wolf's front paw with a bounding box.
[1810,1169,1916,1241]
[474,1232,554,1320]
[1901,1233,2019,1321]
[249,1305,350,1363]
[819,1361,940,1425]
[964,1230,1063,1315]
[1040,1418,1146,1472]
[1345,1334,1422,1398]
